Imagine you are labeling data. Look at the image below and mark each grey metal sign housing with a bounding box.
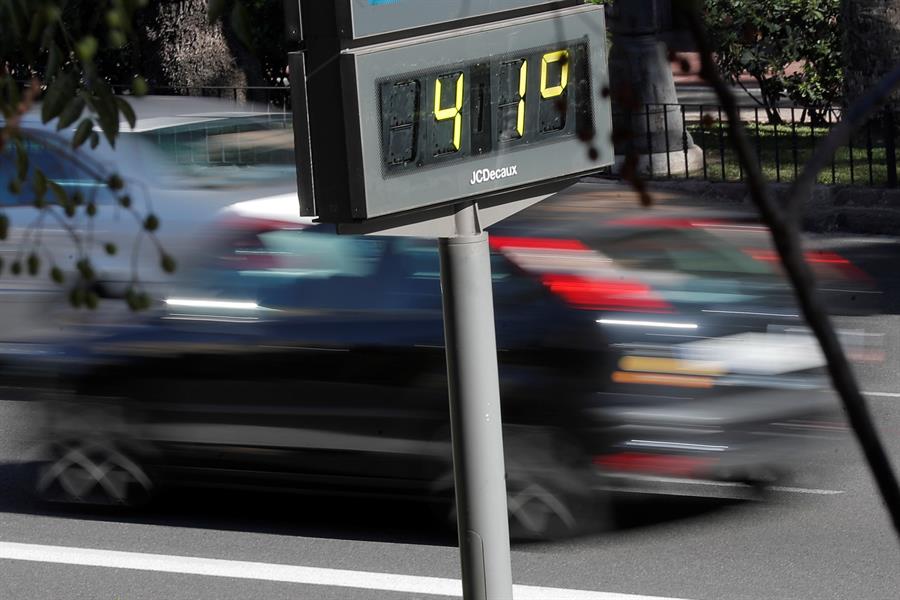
[342,0,581,41]
[295,4,612,223]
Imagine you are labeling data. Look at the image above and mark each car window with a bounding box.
[0,137,115,207]
[182,226,387,310]
[254,228,385,280]
[387,238,528,310]
[597,229,774,277]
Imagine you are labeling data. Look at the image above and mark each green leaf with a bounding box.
[208,0,229,24]
[46,44,63,79]
[85,291,99,310]
[107,174,124,190]
[69,287,85,308]
[13,139,28,180]
[33,169,47,197]
[48,180,68,205]
[160,254,176,274]
[116,97,137,130]
[43,5,62,23]
[75,36,98,63]
[27,253,40,276]
[28,10,45,43]
[56,96,86,130]
[106,9,124,28]
[90,132,100,149]
[72,118,93,148]
[104,242,117,256]
[108,30,127,49]
[131,76,148,98]
[2,78,20,116]
[92,82,120,146]
[42,72,77,124]
[0,214,9,240]
[76,259,95,280]
[144,214,159,232]
[50,267,64,284]
[138,292,151,310]
[230,1,253,48]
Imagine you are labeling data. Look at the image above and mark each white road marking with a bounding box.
[701,309,800,318]
[864,391,900,398]
[603,474,844,495]
[769,486,844,495]
[0,541,691,600]
[597,319,698,330]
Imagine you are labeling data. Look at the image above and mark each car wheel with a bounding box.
[36,439,154,507]
[431,426,605,542]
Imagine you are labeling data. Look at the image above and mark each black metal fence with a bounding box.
[105,86,900,188]
[617,103,900,187]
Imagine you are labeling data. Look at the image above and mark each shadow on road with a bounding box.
[0,461,747,548]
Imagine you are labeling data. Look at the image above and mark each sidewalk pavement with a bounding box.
[570,177,900,237]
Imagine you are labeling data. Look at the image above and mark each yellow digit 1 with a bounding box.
[434,73,464,151]
[540,50,569,99]
[516,60,527,137]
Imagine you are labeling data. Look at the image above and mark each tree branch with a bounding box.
[683,6,900,543]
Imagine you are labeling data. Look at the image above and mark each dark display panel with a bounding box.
[378,41,591,174]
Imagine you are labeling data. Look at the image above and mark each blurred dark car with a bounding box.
[19,200,845,540]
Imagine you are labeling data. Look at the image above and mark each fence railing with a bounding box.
[617,103,900,187]
[102,86,900,188]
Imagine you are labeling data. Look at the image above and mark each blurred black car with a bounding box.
[19,202,845,540]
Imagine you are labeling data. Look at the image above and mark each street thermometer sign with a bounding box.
[292,1,613,223]
[289,4,612,599]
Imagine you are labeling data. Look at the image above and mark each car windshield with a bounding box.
[132,114,296,188]
[587,226,775,278]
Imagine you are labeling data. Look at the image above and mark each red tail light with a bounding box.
[540,273,672,312]
[743,248,869,280]
[488,236,591,252]
[489,236,672,313]
[594,452,715,477]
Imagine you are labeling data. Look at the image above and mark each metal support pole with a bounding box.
[438,202,513,600]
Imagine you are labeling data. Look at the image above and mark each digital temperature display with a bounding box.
[293,4,613,222]
[379,41,592,174]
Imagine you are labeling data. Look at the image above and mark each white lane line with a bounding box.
[769,486,844,495]
[604,474,844,495]
[0,541,690,600]
[864,391,900,398]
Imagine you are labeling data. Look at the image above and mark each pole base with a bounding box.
[612,144,705,178]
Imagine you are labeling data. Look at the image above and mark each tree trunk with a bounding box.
[843,0,900,110]
[139,0,256,96]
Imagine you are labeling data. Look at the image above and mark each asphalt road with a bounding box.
[1,219,900,599]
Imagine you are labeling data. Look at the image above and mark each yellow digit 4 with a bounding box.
[540,50,569,99]
[434,73,464,151]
